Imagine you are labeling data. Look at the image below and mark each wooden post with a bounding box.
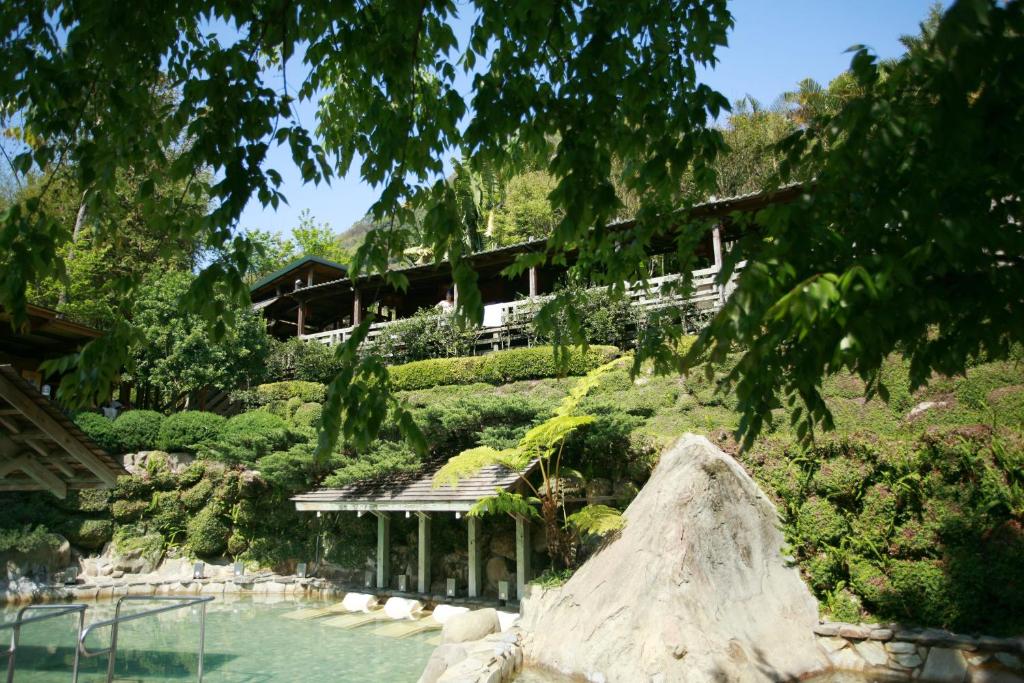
[452,284,459,310]
[353,289,362,326]
[528,267,539,297]
[376,512,390,589]
[712,225,723,271]
[307,270,315,287]
[467,515,481,598]
[417,513,431,594]
[296,302,306,337]
[515,516,531,601]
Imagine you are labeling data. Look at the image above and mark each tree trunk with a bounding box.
[541,496,574,569]
[58,197,88,308]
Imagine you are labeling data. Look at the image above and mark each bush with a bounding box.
[388,345,619,391]
[111,410,165,452]
[0,525,61,553]
[158,411,226,452]
[266,337,345,384]
[227,531,248,556]
[186,505,230,557]
[111,499,149,522]
[253,381,326,405]
[70,489,111,513]
[291,402,323,430]
[369,308,478,364]
[63,518,113,551]
[518,285,646,349]
[220,411,292,459]
[74,412,118,452]
[795,497,847,547]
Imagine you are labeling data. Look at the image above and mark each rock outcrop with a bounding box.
[520,434,828,682]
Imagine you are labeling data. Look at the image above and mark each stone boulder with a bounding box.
[2,534,71,582]
[441,608,501,644]
[485,556,512,593]
[520,434,828,683]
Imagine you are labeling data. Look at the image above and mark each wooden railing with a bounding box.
[300,264,742,351]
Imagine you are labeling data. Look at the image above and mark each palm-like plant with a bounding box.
[433,359,625,568]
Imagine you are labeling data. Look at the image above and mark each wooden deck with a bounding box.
[299,264,741,353]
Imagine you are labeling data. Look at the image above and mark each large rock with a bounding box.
[441,608,501,644]
[2,534,71,582]
[520,434,828,682]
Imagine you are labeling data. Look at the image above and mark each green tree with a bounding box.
[128,271,271,409]
[291,210,351,264]
[491,171,562,246]
[689,0,1024,446]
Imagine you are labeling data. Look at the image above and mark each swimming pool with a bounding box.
[4,596,437,682]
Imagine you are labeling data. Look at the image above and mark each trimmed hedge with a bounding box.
[157,411,226,453]
[388,345,620,391]
[74,412,118,453]
[221,411,291,457]
[111,410,165,453]
[254,381,326,404]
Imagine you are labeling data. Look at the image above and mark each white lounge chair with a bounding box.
[282,592,377,621]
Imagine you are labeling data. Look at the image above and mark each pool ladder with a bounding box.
[2,595,214,683]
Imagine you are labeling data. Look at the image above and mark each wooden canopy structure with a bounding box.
[0,365,125,497]
[0,304,102,389]
[293,460,536,601]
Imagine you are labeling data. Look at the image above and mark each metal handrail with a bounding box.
[78,595,214,683]
[2,603,87,683]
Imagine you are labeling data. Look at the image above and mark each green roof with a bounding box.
[249,255,348,293]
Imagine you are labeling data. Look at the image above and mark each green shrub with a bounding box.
[849,559,891,606]
[158,411,226,452]
[186,505,230,557]
[812,457,870,503]
[291,402,323,430]
[70,489,111,513]
[222,411,292,458]
[227,531,248,556]
[253,381,326,405]
[63,518,113,551]
[149,491,187,544]
[368,308,478,364]
[112,526,164,563]
[804,552,842,591]
[74,412,118,452]
[324,441,421,489]
[111,499,149,522]
[388,345,619,391]
[181,479,214,511]
[795,497,847,547]
[266,337,345,384]
[0,525,61,553]
[111,410,165,452]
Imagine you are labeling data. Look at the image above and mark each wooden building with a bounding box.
[252,186,802,348]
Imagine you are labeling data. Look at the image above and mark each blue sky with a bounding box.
[238,0,944,239]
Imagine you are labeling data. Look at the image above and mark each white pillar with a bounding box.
[515,516,531,601]
[712,225,723,270]
[417,513,431,594]
[376,512,390,589]
[467,516,481,598]
[528,266,539,297]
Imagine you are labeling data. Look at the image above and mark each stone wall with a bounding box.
[814,621,1024,682]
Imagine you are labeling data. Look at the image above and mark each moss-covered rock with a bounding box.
[181,479,214,511]
[62,518,113,551]
[111,499,149,523]
[186,505,230,557]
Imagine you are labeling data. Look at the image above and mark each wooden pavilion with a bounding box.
[292,460,537,601]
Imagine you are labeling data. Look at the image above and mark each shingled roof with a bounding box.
[0,365,126,497]
[292,458,532,512]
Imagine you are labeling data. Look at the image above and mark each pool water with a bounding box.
[4,596,436,682]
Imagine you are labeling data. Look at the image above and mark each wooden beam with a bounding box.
[0,371,118,486]
[23,438,76,479]
[0,455,29,478]
[20,457,67,498]
[0,415,20,433]
[9,430,47,442]
[0,408,19,416]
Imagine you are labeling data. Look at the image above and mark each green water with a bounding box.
[4,596,436,682]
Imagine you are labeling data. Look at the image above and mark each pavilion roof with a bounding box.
[0,365,126,497]
[292,458,531,513]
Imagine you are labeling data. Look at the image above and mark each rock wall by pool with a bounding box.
[519,434,829,682]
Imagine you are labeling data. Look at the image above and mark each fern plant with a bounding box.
[434,359,626,567]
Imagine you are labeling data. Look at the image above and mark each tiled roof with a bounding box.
[291,458,532,512]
